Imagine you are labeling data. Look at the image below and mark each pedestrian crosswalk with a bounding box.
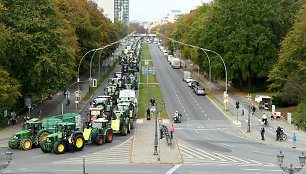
[179,143,275,167]
[53,137,132,165]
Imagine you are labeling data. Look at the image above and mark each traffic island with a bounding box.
[131,119,182,164]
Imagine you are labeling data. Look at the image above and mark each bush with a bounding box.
[272,93,290,107]
[293,102,306,130]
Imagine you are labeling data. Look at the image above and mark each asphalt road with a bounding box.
[1,44,304,174]
[149,44,305,173]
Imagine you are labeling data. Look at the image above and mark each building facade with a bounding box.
[92,0,129,23]
[114,0,129,23]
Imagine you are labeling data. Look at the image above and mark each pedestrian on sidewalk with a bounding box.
[292,132,296,148]
[170,125,175,139]
[146,108,150,120]
[276,125,281,141]
[261,125,265,141]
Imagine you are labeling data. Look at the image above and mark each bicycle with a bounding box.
[279,132,287,141]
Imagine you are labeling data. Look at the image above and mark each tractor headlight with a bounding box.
[13,135,18,140]
[47,138,51,143]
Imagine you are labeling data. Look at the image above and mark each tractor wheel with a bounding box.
[127,121,131,133]
[53,141,66,154]
[95,136,103,146]
[40,140,52,153]
[121,124,128,136]
[38,131,50,146]
[8,139,18,149]
[21,138,32,151]
[73,134,85,151]
[105,130,113,143]
[130,119,134,130]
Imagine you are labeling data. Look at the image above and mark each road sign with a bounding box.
[92,79,97,87]
[256,94,260,98]
[150,107,156,113]
[142,66,155,75]
[4,110,7,117]
[75,90,80,97]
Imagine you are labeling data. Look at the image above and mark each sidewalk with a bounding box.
[0,48,122,148]
[175,51,306,151]
[131,119,182,164]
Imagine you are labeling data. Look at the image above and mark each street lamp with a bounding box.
[153,101,165,156]
[0,150,13,171]
[277,151,305,174]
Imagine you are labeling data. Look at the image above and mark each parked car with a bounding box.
[191,81,199,89]
[185,77,193,83]
[187,80,195,87]
[194,87,205,95]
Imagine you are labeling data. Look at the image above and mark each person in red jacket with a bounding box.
[170,125,175,139]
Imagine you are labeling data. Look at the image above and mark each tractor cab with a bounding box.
[93,96,112,110]
[88,107,104,121]
[23,119,43,137]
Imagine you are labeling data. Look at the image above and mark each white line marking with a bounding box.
[251,150,273,155]
[165,164,182,174]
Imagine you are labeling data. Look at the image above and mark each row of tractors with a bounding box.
[8,40,142,155]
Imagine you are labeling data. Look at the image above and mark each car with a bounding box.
[191,81,199,89]
[187,80,195,87]
[185,77,193,83]
[194,87,205,95]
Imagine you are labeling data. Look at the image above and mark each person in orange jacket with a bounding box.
[170,125,175,139]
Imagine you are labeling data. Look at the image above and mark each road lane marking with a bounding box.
[220,143,235,148]
[165,164,182,174]
[251,150,273,155]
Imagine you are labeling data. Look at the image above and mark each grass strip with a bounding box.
[137,84,168,119]
[141,43,152,60]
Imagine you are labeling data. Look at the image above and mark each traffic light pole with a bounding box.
[236,108,238,123]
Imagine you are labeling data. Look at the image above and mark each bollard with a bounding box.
[242,109,244,116]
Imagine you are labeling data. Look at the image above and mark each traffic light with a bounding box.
[236,101,240,109]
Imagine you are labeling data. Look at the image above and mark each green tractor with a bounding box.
[83,118,113,145]
[104,85,119,99]
[117,101,136,130]
[40,122,85,154]
[126,73,138,90]
[111,110,131,136]
[8,118,50,150]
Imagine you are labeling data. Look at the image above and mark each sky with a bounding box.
[130,0,212,22]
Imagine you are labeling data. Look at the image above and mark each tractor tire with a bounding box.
[8,139,18,149]
[40,140,52,153]
[38,131,50,146]
[105,130,113,143]
[53,141,66,154]
[73,134,85,151]
[130,119,134,130]
[21,138,32,151]
[121,124,128,136]
[95,136,103,146]
[127,121,131,133]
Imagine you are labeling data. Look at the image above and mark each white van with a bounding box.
[171,58,180,69]
[168,55,174,62]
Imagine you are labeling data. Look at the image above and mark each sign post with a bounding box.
[246,94,252,132]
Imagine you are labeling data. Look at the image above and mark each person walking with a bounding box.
[292,132,296,148]
[276,125,281,141]
[170,125,175,139]
[146,108,150,120]
[261,125,265,141]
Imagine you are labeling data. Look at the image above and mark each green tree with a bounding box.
[198,0,301,87]
[0,0,76,94]
[268,2,306,93]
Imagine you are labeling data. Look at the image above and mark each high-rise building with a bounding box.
[114,0,129,23]
[93,0,129,23]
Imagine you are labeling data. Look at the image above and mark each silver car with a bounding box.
[195,87,205,95]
